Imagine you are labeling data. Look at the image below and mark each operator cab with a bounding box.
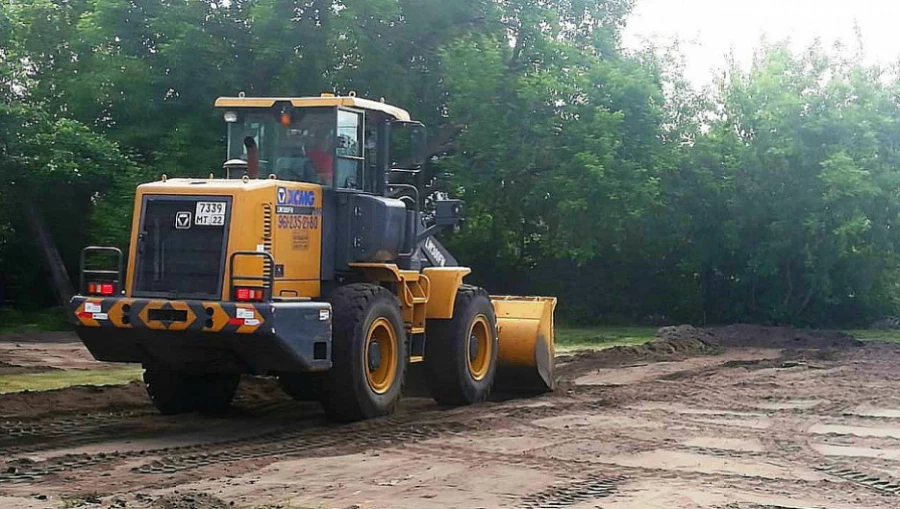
[217,94,427,195]
[216,93,462,274]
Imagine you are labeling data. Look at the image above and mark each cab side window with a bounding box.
[335,110,363,189]
[364,117,381,192]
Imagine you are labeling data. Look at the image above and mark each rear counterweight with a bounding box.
[70,296,332,374]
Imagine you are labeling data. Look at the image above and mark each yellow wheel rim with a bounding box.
[466,315,492,381]
[364,317,397,394]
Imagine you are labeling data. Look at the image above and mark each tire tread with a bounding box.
[321,283,406,422]
[425,285,498,406]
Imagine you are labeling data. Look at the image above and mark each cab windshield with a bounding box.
[226,107,335,187]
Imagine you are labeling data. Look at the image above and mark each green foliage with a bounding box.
[0,102,146,306]
[2,0,900,327]
[0,366,143,394]
[660,42,900,326]
[0,307,69,333]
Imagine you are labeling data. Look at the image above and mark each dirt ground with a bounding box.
[3,325,900,508]
[0,332,108,375]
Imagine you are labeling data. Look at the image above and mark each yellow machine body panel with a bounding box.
[269,182,323,299]
[349,262,557,390]
[422,267,472,319]
[215,95,412,121]
[75,93,558,405]
[125,178,323,300]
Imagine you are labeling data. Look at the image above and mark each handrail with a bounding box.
[387,183,420,257]
[79,247,124,295]
[228,251,275,301]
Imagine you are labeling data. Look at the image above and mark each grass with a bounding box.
[556,325,658,353]
[844,329,900,343]
[0,366,143,394]
[554,325,900,352]
[0,307,71,334]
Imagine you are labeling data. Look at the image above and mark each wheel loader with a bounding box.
[70,94,557,422]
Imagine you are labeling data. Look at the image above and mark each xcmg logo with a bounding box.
[277,187,315,207]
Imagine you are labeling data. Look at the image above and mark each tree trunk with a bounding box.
[795,282,816,321]
[25,201,74,306]
[782,262,794,307]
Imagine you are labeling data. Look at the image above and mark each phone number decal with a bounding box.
[277,214,319,230]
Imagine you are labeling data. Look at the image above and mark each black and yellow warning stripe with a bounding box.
[71,297,268,335]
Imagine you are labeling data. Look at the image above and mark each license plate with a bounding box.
[195,201,226,226]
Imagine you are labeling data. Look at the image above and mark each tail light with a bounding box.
[87,282,116,296]
[234,287,265,302]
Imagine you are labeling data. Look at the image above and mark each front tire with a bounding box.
[321,284,407,422]
[425,286,499,406]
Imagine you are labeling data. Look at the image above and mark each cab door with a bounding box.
[335,108,366,191]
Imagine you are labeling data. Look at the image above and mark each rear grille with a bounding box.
[133,196,231,300]
[263,203,273,282]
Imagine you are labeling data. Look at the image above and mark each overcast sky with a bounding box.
[621,0,900,85]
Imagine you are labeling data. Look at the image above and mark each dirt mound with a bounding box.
[559,325,722,376]
[0,381,149,419]
[151,492,229,509]
[557,324,863,381]
[711,324,863,350]
[656,325,719,346]
[871,316,900,330]
[233,375,291,405]
[0,365,60,376]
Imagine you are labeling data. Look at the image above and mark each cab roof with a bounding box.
[214,94,412,122]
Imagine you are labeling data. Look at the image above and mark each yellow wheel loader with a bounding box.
[70,94,557,422]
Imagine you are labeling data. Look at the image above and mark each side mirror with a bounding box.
[390,121,427,170]
[434,199,464,228]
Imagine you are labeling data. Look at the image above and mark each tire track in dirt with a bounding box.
[3,325,897,508]
[499,421,874,505]
[519,476,625,508]
[131,420,471,475]
[402,439,838,490]
[0,400,311,456]
[0,384,544,491]
[0,405,494,487]
[1,410,153,453]
[545,337,900,507]
[817,464,900,495]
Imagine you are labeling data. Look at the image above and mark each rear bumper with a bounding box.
[70,296,332,374]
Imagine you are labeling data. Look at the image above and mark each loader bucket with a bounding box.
[491,295,558,393]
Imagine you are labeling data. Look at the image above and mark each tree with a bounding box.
[665,42,900,325]
[0,103,145,307]
[5,0,900,327]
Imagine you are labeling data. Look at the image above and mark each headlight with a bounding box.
[224,111,238,123]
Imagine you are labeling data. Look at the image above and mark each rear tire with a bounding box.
[425,286,499,406]
[143,370,197,415]
[194,374,240,414]
[321,284,407,422]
